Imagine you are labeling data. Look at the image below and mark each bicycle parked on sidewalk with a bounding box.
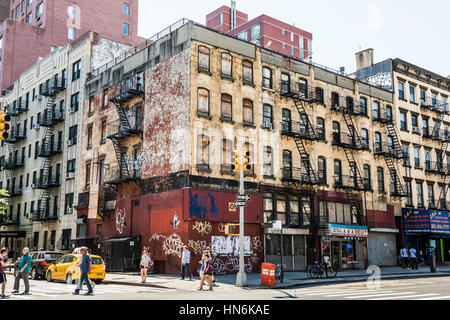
[307,256,337,279]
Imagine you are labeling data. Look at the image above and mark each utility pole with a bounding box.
[233,147,250,287]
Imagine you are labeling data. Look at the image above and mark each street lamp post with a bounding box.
[235,147,247,287]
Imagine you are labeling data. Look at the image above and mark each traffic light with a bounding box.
[225,223,240,236]
[243,150,251,171]
[231,150,240,171]
[0,110,10,140]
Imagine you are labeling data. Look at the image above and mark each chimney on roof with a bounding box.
[339,67,345,75]
[355,48,374,71]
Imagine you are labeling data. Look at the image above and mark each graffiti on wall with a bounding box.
[211,236,252,256]
[124,149,146,175]
[188,190,219,220]
[218,223,226,233]
[212,255,253,275]
[115,208,126,234]
[188,239,208,255]
[162,234,184,258]
[192,221,212,235]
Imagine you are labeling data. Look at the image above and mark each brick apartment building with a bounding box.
[206,3,313,61]
[0,0,143,93]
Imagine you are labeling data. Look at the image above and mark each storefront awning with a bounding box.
[369,228,399,233]
[328,224,368,238]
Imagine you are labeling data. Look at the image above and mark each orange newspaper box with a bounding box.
[260,263,276,286]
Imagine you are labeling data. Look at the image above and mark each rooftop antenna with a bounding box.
[231,0,236,30]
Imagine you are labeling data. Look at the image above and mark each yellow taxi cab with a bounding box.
[45,253,106,284]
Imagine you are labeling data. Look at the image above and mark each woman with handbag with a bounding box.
[197,253,214,291]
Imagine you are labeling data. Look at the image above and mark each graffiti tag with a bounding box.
[188,189,219,220]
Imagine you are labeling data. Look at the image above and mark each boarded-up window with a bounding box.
[243,99,253,124]
[197,135,210,166]
[221,53,232,77]
[243,60,253,83]
[102,89,108,107]
[197,88,209,116]
[198,46,210,72]
[221,94,232,120]
[264,146,273,176]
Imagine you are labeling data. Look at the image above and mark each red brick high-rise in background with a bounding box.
[206,2,313,61]
[0,0,143,93]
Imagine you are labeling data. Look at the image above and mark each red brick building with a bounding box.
[0,0,143,93]
[206,4,313,61]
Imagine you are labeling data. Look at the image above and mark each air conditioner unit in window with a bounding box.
[67,139,75,146]
[263,122,273,130]
[67,172,75,179]
[66,206,73,213]
[31,183,36,189]
[69,107,76,113]
[32,123,40,129]
[412,126,420,133]
[35,94,43,100]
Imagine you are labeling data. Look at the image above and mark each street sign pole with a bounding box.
[236,147,247,287]
[280,226,284,283]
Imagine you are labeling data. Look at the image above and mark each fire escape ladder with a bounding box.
[111,99,132,132]
[109,136,130,179]
[292,99,318,140]
[341,108,364,150]
[345,192,362,225]
[385,156,407,198]
[293,137,318,185]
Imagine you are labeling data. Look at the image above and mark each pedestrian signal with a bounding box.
[225,223,240,236]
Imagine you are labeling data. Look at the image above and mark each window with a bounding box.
[315,87,324,104]
[317,117,325,139]
[221,139,232,172]
[332,121,340,144]
[398,82,405,99]
[21,0,25,12]
[361,128,369,149]
[251,25,260,40]
[65,194,74,214]
[242,60,253,84]
[410,85,416,103]
[262,67,272,89]
[416,182,423,207]
[281,73,290,93]
[428,184,435,208]
[86,125,92,149]
[377,167,384,193]
[334,160,342,185]
[197,88,210,116]
[411,114,418,130]
[88,96,94,115]
[221,94,232,121]
[282,109,291,133]
[34,141,39,159]
[197,135,210,170]
[263,104,273,128]
[219,13,223,25]
[237,31,247,40]
[373,101,380,119]
[15,5,20,18]
[68,125,78,144]
[68,27,75,40]
[359,97,367,115]
[67,159,76,177]
[85,163,91,189]
[123,3,130,15]
[420,89,427,104]
[291,47,295,56]
[422,118,429,136]
[425,150,431,170]
[68,5,76,18]
[72,60,81,81]
[282,150,292,180]
[123,23,129,35]
[70,92,79,112]
[402,145,410,166]
[100,119,107,144]
[318,157,326,184]
[243,99,253,125]
[363,164,371,189]
[414,147,421,168]
[221,53,232,78]
[102,89,108,107]
[400,111,407,131]
[263,146,273,177]
[198,46,210,72]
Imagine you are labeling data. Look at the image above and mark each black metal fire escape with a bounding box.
[101,74,144,216]
[33,76,65,222]
[434,101,450,209]
[373,107,407,199]
[331,96,371,225]
[280,80,323,225]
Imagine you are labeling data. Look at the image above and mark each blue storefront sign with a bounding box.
[402,208,450,233]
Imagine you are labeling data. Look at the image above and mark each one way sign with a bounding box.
[236,194,251,201]
[234,201,247,207]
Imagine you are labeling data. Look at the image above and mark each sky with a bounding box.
[137,0,450,77]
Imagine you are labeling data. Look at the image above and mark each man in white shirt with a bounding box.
[409,247,418,270]
[400,246,409,269]
[180,247,192,280]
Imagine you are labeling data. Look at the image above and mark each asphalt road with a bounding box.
[3,274,450,300]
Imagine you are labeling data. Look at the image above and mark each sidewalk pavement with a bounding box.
[103,265,450,291]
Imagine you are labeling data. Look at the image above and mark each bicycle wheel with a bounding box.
[308,266,317,278]
[326,266,337,278]
[311,266,322,279]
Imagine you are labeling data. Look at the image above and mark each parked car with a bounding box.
[46,253,106,284]
[14,251,64,280]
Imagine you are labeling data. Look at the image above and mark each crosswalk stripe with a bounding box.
[304,289,385,296]
[323,290,395,297]
[298,289,363,295]
[345,292,416,299]
[9,295,32,299]
[415,296,450,300]
[370,293,439,300]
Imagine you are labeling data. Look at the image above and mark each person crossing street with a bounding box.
[12,247,31,295]
[72,247,93,295]
[400,246,410,270]
[409,247,418,270]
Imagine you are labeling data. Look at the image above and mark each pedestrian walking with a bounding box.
[84,248,95,290]
[400,246,410,270]
[0,248,11,298]
[205,248,218,285]
[72,247,93,295]
[12,247,31,295]
[197,253,214,291]
[180,247,192,280]
[409,247,418,270]
[140,249,151,283]
[198,249,207,279]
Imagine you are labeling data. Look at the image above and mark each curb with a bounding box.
[266,272,450,290]
[102,280,170,289]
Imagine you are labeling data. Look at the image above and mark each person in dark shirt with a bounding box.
[72,247,93,295]
[0,248,11,298]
